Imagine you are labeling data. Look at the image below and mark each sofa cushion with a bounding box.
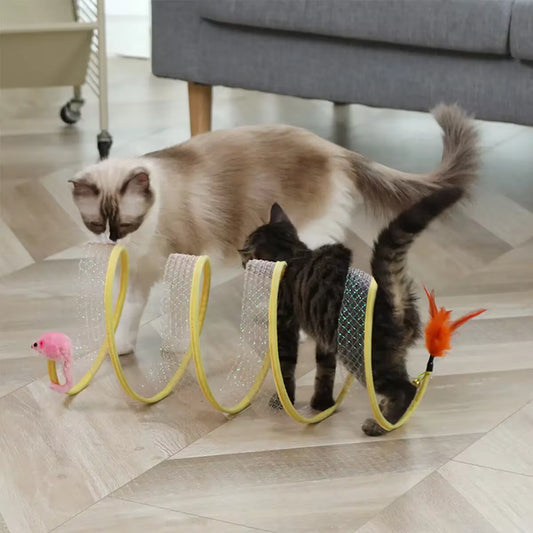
[510,0,533,60]
[199,0,513,56]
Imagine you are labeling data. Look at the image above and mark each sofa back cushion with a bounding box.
[200,0,514,56]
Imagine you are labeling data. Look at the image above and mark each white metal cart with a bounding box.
[0,0,112,158]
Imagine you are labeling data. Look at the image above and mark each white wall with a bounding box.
[105,0,150,58]
[105,0,150,17]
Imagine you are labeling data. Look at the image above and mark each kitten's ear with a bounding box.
[269,203,290,224]
[122,169,151,194]
[68,176,99,197]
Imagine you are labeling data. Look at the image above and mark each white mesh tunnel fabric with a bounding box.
[159,256,273,411]
[71,244,112,384]
[217,260,275,407]
[126,253,196,397]
[63,245,281,409]
[76,244,110,353]
[336,267,374,384]
[161,254,196,357]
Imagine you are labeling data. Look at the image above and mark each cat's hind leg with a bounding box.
[310,344,336,410]
[269,318,300,409]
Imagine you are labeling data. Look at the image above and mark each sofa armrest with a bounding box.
[510,0,533,60]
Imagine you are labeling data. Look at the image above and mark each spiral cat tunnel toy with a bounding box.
[43,244,483,432]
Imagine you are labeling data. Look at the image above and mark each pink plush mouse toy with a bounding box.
[31,332,73,393]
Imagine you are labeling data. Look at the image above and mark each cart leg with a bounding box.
[97,130,113,159]
[72,86,84,104]
[96,0,111,159]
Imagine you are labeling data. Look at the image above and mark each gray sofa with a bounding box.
[152,0,533,132]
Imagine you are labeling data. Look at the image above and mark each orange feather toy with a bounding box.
[423,286,486,371]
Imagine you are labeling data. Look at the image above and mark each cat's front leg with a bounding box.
[114,282,149,355]
[115,295,146,355]
[114,258,159,355]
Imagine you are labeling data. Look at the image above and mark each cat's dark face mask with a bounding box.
[70,169,154,242]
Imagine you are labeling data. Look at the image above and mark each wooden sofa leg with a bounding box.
[188,82,212,136]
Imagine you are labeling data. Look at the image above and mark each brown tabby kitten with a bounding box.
[239,187,465,436]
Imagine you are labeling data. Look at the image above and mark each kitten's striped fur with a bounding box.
[240,187,466,436]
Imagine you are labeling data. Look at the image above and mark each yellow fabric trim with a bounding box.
[48,245,192,402]
[190,256,271,414]
[46,245,430,430]
[47,359,58,385]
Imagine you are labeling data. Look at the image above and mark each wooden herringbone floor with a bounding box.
[1,58,532,533]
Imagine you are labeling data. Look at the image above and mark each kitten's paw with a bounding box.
[310,393,335,411]
[298,330,308,343]
[362,418,387,437]
[268,393,284,410]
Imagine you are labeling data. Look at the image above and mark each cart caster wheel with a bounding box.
[97,130,113,160]
[60,102,81,124]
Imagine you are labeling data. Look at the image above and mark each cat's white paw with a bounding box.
[298,330,308,343]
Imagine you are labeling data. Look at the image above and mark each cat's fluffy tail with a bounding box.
[349,104,479,214]
[370,186,464,311]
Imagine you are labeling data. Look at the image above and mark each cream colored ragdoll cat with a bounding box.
[70,104,478,355]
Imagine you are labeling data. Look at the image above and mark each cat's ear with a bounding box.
[68,176,99,197]
[269,203,290,224]
[121,169,151,195]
